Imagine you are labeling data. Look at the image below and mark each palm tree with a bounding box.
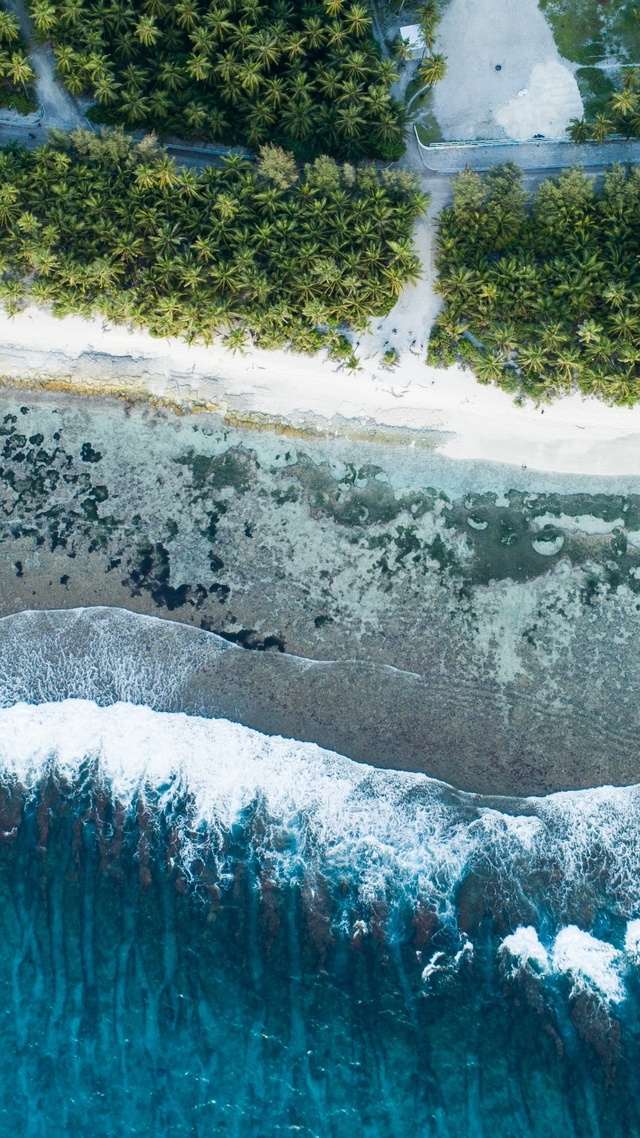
[54,43,76,75]
[175,0,198,31]
[609,309,640,339]
[314,67,341,100]
[576,318,603,345]
[343,50,370,80]
[208,108,229,138]
[378,59,400,85]
[336,104,366,138]
[567,117,590,142]
[31,1,57,35]
[223,326,248,353]
[112,231,146,262]
[539,321,569,353]
[185,53,212,82]
[325,21,349,48]
[215,51,239,85]
[249,29,280,68]
[517,343,547,377]
[158,60,185,91]
[239,59,263,95]
[473,353,505,384]
[589,113,613,142]
[610,88,638,118]
[554,348,582,382]
[119,88,150,122]
[94,73,120,103]
[343,4,371,37]
[281,101,314,139]
[303,16,325,49]
[603,282,627,309]
[205,9,234,42]
[148,87,171,117]
[283,31,306,61]
[121,63,148,91]
[416,0,438,22]
[418,53,447,88]
[375,110,406,143]
[489,323,519,353]
[7,52,35,90]
[184,102,209,131]
[189,26,215,54]
[248,100,277,129]
[135,15,160,46]
[59,0,84,28]
[367,84,391,116]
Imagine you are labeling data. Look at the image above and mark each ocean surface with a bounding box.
[1,608,640,1135]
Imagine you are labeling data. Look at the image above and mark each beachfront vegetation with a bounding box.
[0,6,37,114]
[0,130,425,349]
[428,163,640,404]
[568,66,640,142]
[540,0,640,67]
[31,0,407,159]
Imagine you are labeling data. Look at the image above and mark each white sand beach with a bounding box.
[2,305,640,478]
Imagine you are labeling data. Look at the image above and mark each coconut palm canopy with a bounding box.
[31,0,407,159]
[429,163,640,405]
[0,6,36,114]
[568,67,640,143]
[0,130,425,350]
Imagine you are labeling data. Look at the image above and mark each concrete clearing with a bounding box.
[433,0,583,140]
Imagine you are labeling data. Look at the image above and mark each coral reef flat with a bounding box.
[2,388,640,796]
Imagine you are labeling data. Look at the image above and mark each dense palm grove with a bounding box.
[568,66,640,142]
[30,0,406,158]
[428,163,640,403]
[0,130,424,349]
[0,7,36,113]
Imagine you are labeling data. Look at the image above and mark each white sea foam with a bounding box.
[500,926,549,973]
[551,927,624,1003]
[0,699,474,916]
[624,920,640,963]
[3,698,640,974]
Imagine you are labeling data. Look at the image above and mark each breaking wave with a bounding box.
[1,610,640,1133]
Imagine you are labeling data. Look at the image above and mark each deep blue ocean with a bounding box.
[1,609,639,1136]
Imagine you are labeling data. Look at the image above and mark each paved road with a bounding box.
[0,121,253,169]
[4,0,84,130]
[413,135,640,174]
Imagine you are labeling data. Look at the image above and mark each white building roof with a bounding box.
[399,24,426,50]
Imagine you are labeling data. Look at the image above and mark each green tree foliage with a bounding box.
[0,5,36,114]
[429,163,640,404]
[33,0,407,159]
[0,131,425,351]
[568,66,640,141]
[416,51,446,88]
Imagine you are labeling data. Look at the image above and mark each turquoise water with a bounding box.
[1,611,640,1135]
[1,699,640,1136]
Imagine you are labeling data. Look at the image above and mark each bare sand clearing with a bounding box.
[433,0,583,140]
[3,306,640,477]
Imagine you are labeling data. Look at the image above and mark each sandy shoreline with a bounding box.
[2,306,640,477]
